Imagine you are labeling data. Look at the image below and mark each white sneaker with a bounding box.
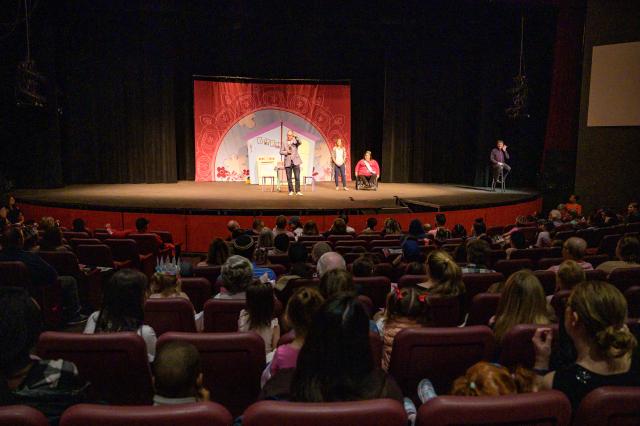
[336,187,340,191]
[296,192,303,196]
[343,187,349,191]
[288,191,294,196]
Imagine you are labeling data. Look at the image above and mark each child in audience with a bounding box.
[378,286,432,371]
[148,271,190,301]
[153,341,209,405]
[491,270,555,343]
[0,287,89,423]
[197,238,230,266]
[418,250,465,297]
[84,269,157,362]
[554,260,585,294]
[450,361,536,396]
[261,287,324,386]
[238,281,280,359]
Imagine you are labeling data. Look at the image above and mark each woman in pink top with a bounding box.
[261,287,324,386]
[355,151,380,189]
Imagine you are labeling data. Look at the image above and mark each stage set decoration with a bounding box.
[194,79,351,184]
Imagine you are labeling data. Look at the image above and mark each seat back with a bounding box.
[267,254,290,267]
[466,292,501,326]
[157,332,264,417]
[0,261,31,287]
[327,235,354,245]
[388,326,494,398]
[536,257,563,270]
[415,390,571,426]
[555,230,576,241]
[494,259,534,278]
[461,272,504,305]
[203,298,246,332]
[573,386,640,426]
[608,267,640,294]
[37,251,82,276]
[276,278,319,306]
[76,244,115,268]
[128,233,160,256]
[532,270,557,295]
[625,286,640,318]
[144,298,197,335]
[62,231,90,240]
[518,227,538,245]
[298,235,325,243]
[243,399,407,426]
[583,254,609,268]
[179,277,212,312]
[59,402,232,426]
[151,230,174,244]
[353,276,391,310]
[370,239,402,248]
[36,331,153,404]
[69,238,102,249]
[104,239,140,265]
[0,405,49,426]
[429,295,461,326]
[193,266,222,294]
[398,274,429,288]
[498,323,559,368]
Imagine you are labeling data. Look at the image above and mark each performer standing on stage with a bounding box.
[332,138,348,191]
[281,130,303,196]
[490,139,511,182]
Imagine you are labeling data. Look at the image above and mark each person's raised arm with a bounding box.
[532,327,555,390]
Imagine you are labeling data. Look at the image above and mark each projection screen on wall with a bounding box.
[587,41,640,127]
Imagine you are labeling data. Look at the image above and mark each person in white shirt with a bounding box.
[332,138,348,191]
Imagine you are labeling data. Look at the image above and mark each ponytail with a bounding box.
[595,325,637,359]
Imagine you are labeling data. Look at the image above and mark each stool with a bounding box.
[491,167,506,192]
[303,176,315,192]
[261,176,275,192]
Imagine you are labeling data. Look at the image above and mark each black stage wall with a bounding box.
[1,0,558,189]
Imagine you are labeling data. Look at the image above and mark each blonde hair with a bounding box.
[150,272,181,297]
[426,250,465,297]
[569,281,637,359]
[556,260,585,291]
[451,362,535,396]
[494,270,552,342]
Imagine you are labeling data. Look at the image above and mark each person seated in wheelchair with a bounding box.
[355,150,380,190]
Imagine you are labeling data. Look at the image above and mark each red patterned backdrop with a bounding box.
[193,80,351,181]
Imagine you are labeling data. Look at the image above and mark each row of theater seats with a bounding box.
[9,323,640,424]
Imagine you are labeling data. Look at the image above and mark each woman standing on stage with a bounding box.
[332,138,348,191]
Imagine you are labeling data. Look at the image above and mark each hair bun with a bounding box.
[595,325,638,358]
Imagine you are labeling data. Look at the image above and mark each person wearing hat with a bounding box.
[289,216,303,239]
[232,234,276,282]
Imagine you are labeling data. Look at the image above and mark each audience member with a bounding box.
[215,255,253,299]
[361,217,378,234]
[263,287,324,385]
[461,239,495,273]
[198,238,230,266]
[555,260,586,295]
[302,220,320,236]
[148,272,190,302]
[377,287,432,371]
[289,216,304,238]
[262,294,403,403]
[626,201,640,223]
[0,287,88,422]
[136,217,173,252]
[382,218,402,236]
[311,241,332,264]
[565,194,582,216]
[231,235,276,281]
[450,361,535,396]
[407,219,427,240]
[251,219,267,236]
[547,237,593,272]
[316,251,346,277]
[273,233,290,255]
[323,218,348,237]
[535,221,554,248]
[405,261,426,275]
[72,218,91,234]
[84,269,157,361]
[418,250,465,297]
[548,210,563,227]
[7,208,24,225]
[427,213,449,238]
[0,226,84,325]
[471,219,487,238]
[274,215,294,238]
[597,235,640,274]
[451,224,467,239]
[340,214,356,234]
[533,281,639,411]
[491,270,554,343]
[238,281,280,358]
[352,256,375,278]
[153,341,209,405]
[39,226,71,252]
[319,269,356,299]
[254,229,275,265]
[226,220,245,241]
[505,230,527,259]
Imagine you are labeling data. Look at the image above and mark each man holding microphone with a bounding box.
[281,130,303,196]
[490,139,511,185]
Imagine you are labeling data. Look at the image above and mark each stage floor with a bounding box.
[15,181,539,213]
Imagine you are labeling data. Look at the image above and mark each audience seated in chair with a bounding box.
[273,215,294,239]
[461,239,495,274]
[417,250,465,298]
[381,218,403,237]
[597,235,640,275]
[547,237,593,272]
[197,238,230,267]
[152,341,210,406]
[427,214,449,239]
[316,251,346,278]
[551,260,585,300]
[238,281,280,359]
[449,361,536,398]
[302,220,320,236]
[0,287,89,423]
[491,270,555,343]
[231,235,276,282]
[84,268,157,362]
[214,255,254,299]
[361,217,378,234]
[135,217,173,253]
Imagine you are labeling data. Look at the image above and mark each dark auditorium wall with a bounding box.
[0,1,557,188]
[575,0,640,212]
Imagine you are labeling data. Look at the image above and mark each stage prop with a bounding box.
[194,78,351,183]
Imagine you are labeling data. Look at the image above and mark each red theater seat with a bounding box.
[398,274,429,288]
[242,399,407,426]
[533,270,557,295]
[354,276,391,310]
[608,267,640,294]
[69,238,102,249]
[388,326,494,400]
[157,332,264,417]
[429,295,461,326]
[415,390,571,426]
[276,278,319,306]
[327,235,354,245]
[59,402,232,426]
[62,231,90,240]
[105,239,154,277]
[0,405,48,426]
[466,292,501,326]
[193,265,222,293]
[75,244,130,269]
[573,386,640,426]
[128,233,172,259]
[203,298,245,332]
[536,257,563,270]
[583,254,610,269]
[36,331,153,405]
[461,272,504,305]
[179,277,212,312]
[144,298,197,336]
[625,286,640,318]
[498,323,559,369]
[494,259,534,278]
[550,289,572,320]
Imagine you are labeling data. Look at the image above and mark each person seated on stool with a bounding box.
[332,138,348,191]
[280,130,303,196]
[355,150,380,190]
[490,139,510,184]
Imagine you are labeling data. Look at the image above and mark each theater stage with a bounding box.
[15,182,542,252]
